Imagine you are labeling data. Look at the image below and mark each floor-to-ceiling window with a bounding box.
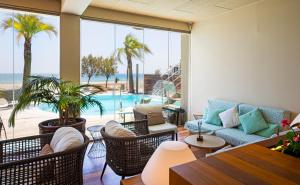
[80,19,182,124]
[0,8,59,139]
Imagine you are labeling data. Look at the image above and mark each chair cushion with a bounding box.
[50,127,84,153]
[184,120,223,133]
[215,128,266,146]
[105,120,136,137]
[239,109,269,134]
[39,144,54,156]
[219,107,240,128]
[149,123,177,134]
[134,104,163,115]
[204,108,225,126]
[147,112,165,126]
[255,123,282,138]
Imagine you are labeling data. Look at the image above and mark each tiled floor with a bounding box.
[82,127,206,185]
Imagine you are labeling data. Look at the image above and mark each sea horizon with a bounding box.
[0,73,145,84]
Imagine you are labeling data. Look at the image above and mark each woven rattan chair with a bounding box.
[0,117,7,139]
[0,133,89,185]
[100,120,175,180]
[133,105,178,140]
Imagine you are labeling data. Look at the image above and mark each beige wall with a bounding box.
[190,0,300,115]
[60,13,81,84]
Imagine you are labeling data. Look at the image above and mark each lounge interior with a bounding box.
[0,0,300,185]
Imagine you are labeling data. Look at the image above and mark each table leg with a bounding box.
[176,112,180,126]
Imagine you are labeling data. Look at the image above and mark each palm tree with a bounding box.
[100,55,118,88]
[116,34,151,93]
[1,14,57,89]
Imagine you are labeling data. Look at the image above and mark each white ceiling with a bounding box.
[61,0,92,15]
[90,0,259,22]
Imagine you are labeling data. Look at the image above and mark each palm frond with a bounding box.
[1,13,57,40]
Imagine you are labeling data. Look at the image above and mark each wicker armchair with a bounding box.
[100,120,175,179]
[0,133,89,185]
[133,105,178,140]
[0,117,7,139]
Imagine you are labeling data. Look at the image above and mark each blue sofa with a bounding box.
[185,99,291,146]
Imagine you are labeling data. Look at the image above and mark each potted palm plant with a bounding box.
[9,76,104,134]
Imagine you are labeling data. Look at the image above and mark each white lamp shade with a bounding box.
[291,113,300,128]
[141,141,196,185]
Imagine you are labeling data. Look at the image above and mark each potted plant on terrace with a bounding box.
[8,76,104,134]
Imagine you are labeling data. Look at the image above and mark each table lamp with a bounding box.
[141,141,196,185]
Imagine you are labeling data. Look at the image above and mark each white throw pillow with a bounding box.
[219,107,239,128]
[50,127,84,153]
[105,120,136,137]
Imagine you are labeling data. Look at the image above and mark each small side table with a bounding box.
[87,125,106,158]
[184,134,226,153]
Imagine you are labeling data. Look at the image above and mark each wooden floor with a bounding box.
[82,127,205,185]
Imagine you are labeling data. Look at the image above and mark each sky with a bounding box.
[0,8,181,77]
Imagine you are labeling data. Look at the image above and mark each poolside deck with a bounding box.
[0,107,133,139]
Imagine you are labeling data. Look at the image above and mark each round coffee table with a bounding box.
[184,134,226,153]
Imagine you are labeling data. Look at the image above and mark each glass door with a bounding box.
[115,25,145,122]
[0,8,59,139]
[80,20,116,126]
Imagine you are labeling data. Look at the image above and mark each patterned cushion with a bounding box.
[207,99,238,110]
[184,120,223,133]
[215,128,266,146]
[238,104,291,125]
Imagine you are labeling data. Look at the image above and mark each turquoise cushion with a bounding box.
[255,123,282,138]
[205,108,225,126]
[203,107,208,121]
[238,124,243,131]
[239,109,269,134]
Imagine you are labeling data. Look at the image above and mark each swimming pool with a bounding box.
[38,94,164,115]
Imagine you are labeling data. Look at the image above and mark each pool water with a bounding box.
[39,94,163,115]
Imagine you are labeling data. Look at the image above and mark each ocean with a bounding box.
[0,73,144,84]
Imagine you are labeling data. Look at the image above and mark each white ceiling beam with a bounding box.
[61,0,92,15]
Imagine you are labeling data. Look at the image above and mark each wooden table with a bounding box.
[170,143,300,185]
[184,134,226,153]
[120,175,144,185]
